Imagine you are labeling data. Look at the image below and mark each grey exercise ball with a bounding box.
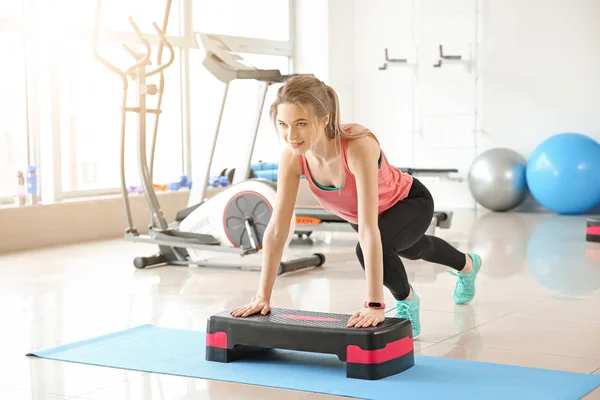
[468,148,528,211]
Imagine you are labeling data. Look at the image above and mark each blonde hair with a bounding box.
[269,75,372,141]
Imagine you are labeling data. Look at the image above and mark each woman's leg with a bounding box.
[353,178,465,300]
[353,229,423,339]
[354,237,412,300]
[398,231,483,304]
[397,233,466,271]
[394,180,482,305]
[350,178,435,339]
[351,179,482,337]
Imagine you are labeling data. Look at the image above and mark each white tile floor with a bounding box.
[1,210,599,399]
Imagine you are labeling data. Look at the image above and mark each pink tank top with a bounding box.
[299,138,413,225]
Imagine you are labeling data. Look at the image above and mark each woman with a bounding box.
[230,76,481,339]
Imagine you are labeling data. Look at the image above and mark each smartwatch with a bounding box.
[364,301,386,309]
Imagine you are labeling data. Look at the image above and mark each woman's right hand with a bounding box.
[230,295,271,318]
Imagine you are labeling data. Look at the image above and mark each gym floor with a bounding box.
[1,210,599,399]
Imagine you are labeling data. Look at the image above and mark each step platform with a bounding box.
[205,307,415,380]
[587,219,600,243]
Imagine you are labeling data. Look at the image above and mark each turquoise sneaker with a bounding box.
[449,253,482,305]
[387,284,421,339]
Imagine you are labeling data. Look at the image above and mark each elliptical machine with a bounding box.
[92,0,324,274]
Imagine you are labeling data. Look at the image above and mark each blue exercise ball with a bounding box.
[526,133,600,214]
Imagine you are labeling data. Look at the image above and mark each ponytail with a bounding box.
[270,75,372,141]
[324,85,373,140]
[324,85,342,140]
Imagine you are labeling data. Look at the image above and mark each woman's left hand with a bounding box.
[347,307,386,328]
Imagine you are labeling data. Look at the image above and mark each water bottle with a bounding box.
[15,171,26,206]
[27,165,38,205]
[251,161,279,171]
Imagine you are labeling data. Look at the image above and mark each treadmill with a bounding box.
[182,32,351,227]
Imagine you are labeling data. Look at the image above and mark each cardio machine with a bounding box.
[173,33,332,239]
[92,0,324,274]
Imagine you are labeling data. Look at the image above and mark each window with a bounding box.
[189,49,289,178]
[193,0,289,41]
[59,41,183,192]
[56,0,182,36]
[2,0,294,204]
[241,53,291,165]
[0,32,29,201]
[0,2,23,18]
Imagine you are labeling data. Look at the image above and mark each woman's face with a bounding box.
[276,103,327,154]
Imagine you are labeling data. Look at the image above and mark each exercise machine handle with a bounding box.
[92,0,126,79]
[121,42,141,62]
[92,0,151,79]
[124,16,152,75]
[155,0,171,66]
[147,22,175,77]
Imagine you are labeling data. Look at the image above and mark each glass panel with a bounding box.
[59,40,183,192]
[0,32,29,201]
[0,1,23,18]
[189,49,289,180]
[193,0,289,41]
[48,0,181,36]
[239,53,291,166]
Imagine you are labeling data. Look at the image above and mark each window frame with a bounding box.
[0,0,294,205]
[0,15,30,205]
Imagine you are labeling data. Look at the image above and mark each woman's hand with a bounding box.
[347,307,386,328]
[230,296,271,318]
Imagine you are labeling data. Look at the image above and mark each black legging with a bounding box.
[351,178,466,301]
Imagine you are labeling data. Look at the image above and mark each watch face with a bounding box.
[364,301,385,309]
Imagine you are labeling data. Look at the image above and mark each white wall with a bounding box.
[325,0,355,123]
[293,0,329,80]
[481,0,600,153]
[324,0,600,210]
[479,0,600,212]
[293,0,354,121]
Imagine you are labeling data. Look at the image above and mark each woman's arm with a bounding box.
[255,145,302,302]
[347,135,385,307]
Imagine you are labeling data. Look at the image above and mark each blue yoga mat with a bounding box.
[27,324,600,400]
